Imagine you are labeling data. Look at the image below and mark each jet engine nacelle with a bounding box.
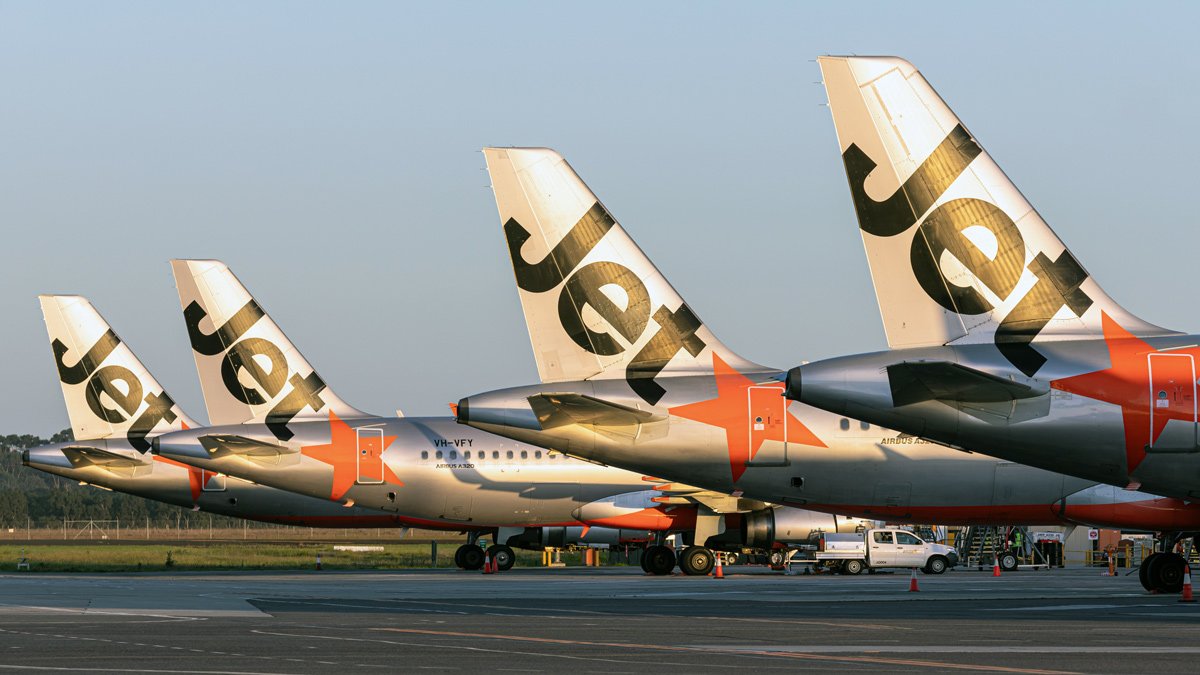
[736,508,872,548]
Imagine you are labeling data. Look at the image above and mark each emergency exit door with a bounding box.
[745,386,790,467]
[356,427,385,484]
[1147,353,1198,451]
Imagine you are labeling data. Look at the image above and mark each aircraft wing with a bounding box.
[60,446,150,469]
[887,361,1047,406]
[527,393,665,430]
[197,434,295,458]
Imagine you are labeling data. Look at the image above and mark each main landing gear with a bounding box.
[1140,552,1185,593]
[454,531,517,572]
[486,544,516,571]
[641,545,676,575]
[454,543,485,570]
[1139,533,1196,593]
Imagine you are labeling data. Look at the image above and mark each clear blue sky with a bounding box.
[2,2,1196,436]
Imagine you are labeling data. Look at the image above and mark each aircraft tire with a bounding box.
[1151,552,1186,593]
[679,546,715,576]
[1139,552,1161,592]
[459,545,485,571]
[487,544,516,571]
[643,545,676,575]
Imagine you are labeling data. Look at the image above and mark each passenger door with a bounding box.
[869,530,896,566]
[1147,353,1198,450]
[894,531,926,566]
[356,427,385,484]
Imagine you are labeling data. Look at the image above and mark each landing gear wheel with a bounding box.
[1151,552,1186,593]
[842,559,865,575]
[679,546,715,576]
[486,544,515,571]
[458,545,484,571]
[923,556,949,575]
[643,545,676,575]
[1140,552,1162,592]
[999,551,1019,572]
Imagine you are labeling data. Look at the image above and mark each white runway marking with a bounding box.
[697,645,1200,654]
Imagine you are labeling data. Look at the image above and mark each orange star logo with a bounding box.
[301,411,402,500]
[1052,312,1198,473]
[668,353,825,481]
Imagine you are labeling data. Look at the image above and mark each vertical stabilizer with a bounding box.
[170,260,367,438]
[39,295,196,450]
[484,147,761,405]
[818,55,1173,376]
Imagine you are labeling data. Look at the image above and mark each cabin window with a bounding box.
[421,451,428,460]
[839,418,850,431]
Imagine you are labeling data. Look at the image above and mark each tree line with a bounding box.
[0,432,283,530]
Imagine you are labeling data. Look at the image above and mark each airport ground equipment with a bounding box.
[813,528,955,575]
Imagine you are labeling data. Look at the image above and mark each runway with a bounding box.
[1,566,1197,673]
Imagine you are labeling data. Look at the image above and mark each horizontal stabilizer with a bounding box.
[887,361,1047,407]
[61,446,150,469]
[527,393,665,430]
[197,434,295,458]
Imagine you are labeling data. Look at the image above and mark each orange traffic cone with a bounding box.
[992,558,1002,577]
[713,553,724,579]
[1181,566,1195,603]
[909,567,920,592]
[482,553,493,575]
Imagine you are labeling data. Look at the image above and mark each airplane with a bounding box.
[454,146,1200,588]
[782,55,1200,592]
[26,294,426,528]
[153,260,867,574]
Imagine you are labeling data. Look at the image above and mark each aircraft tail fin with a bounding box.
[169,260,368,438]
[39,295,196,451]
[483,147,760,404]
[817,56,1173,375]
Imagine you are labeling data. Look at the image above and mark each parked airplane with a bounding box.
[783,55,1200,591]
[454,146,1200,587]
[26,295,418,528]
[153,260,862,574]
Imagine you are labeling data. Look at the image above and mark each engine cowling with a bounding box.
[740,507,871,548]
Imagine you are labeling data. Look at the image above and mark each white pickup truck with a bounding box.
[814,528,957,575]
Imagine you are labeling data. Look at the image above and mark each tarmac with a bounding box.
[1,565,1198,673]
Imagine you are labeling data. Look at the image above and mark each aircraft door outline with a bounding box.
[201,470,226,492]
[1147,353,1198,451]
[356,426,385,484]
[745,386,790,467]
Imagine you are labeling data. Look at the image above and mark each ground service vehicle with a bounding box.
[815,528,956,575]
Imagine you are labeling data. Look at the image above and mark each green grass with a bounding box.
[0,543,617,573]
